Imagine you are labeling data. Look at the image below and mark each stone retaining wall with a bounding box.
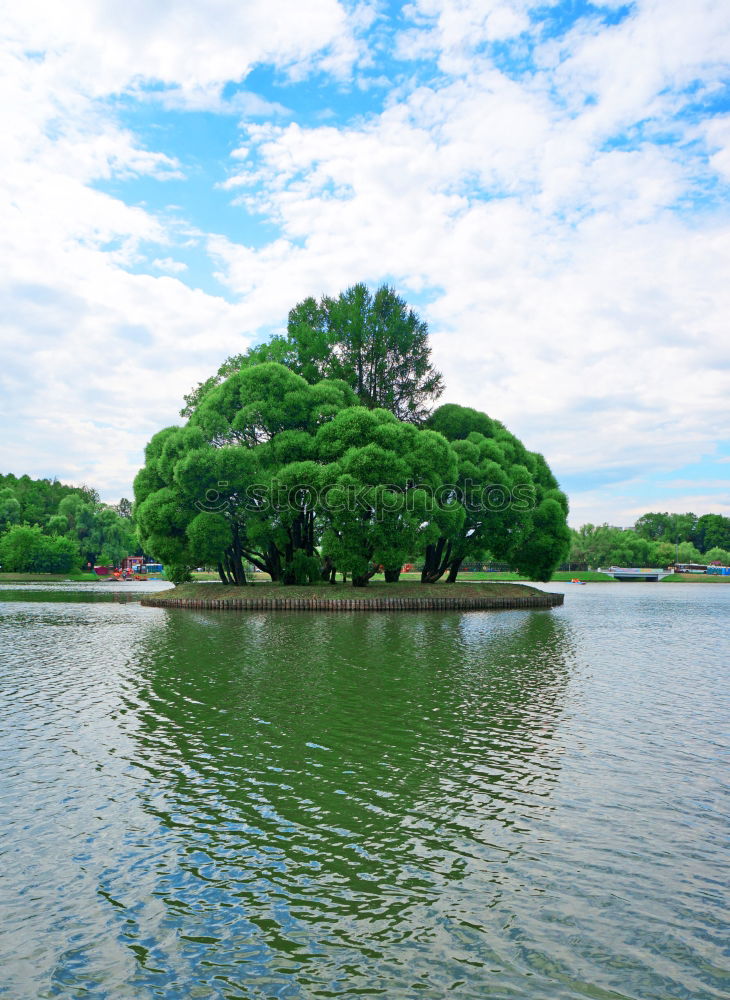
[141,592,564,612]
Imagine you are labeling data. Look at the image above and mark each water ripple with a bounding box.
[0,585,728,998]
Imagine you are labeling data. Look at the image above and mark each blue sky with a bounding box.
[1,0,729,525]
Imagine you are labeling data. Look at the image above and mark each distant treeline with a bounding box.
[0,473,137,573]
[569,513,730,569]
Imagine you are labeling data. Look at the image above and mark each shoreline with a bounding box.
[141,581,563,612]
[0,572,98,583]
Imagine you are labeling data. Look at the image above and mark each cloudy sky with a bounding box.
[2,0,729,526]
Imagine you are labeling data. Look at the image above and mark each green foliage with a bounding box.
[0,524,45,571]
[189,363,356,447]
[165,563,194,585]
[0,488,21,530]
[146,325,570,587]
[186,512,232,566]
[0,524,80,573]
[114,498,133,518]
[55,495,137,567]
[510,497,571,582]
[314,408,456,585]
[693,513,730,552]
[287,550,321,585]
[46,514,68,535]
[631,510,730,554]
[0,473,96,526]
[426,404,500,441]
[568,523,723,569]
[652,541,677,567]
[569,524,655,568]
[137,366,360,585]
[633,512,674,541]
[139,368,568,586]
[676,541,703,564]
[420,406,569,582]
[180,337,295,418]
[182,283,443,423]
[0,474,138,575]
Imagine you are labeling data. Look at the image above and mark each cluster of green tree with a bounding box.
[0,475,137,573]
[136,284,571,587]
[633,512,730,553]
[568,517,730,570]
[0,473,97,526]
[0,525,81,574]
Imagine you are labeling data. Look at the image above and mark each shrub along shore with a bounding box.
[141,581,564,612]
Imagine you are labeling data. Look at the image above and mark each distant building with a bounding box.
[121,556,144,572]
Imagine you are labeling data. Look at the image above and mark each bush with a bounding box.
[39,535,81,573]
[285,550,321,585]
[166,563,193,585]
[0,524,80,573]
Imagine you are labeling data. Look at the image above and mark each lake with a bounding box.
[1,581,728,999]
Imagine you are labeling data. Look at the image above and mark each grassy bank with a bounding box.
[0,571,99,583]
[453,570,615,582]
[155,580,547,604]
[193,569,613,584]
[661,572,730,583]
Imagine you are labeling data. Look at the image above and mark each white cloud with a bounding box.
[206,1,730,522]
[151,258,188,274]
[1,0,729,522]
[701,115,730,182]
[397,0,534,67]
[4,0,363,101]
[0,0,372,498]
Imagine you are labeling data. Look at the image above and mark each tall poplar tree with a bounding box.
[182,283,443,423]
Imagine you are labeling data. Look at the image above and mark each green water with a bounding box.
[1,582,728,999]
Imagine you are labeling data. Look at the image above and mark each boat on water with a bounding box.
[93,561,164,581]
[604,566,672,582]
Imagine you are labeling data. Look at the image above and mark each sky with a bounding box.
[1,0,729,527]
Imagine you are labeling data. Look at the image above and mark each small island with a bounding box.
[133,285,572,601]
[141,581,563,612]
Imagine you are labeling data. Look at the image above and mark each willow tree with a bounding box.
[424,405,570,582]
[312,407,456,586]
[139,366,569,586]
[419,431,529,583]
[135,364,356,584]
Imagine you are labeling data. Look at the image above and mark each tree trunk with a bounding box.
[384,566,401,582]
[306,510,315,556]
[225,551,246,586]
[352,565,378,587]
[231,530,248,585]
[321,555,337,584]
[421,537,451,583]
[217,561,230,585]
[240,543,281,582]
[446,556,463,584]
[265,543,281,582]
